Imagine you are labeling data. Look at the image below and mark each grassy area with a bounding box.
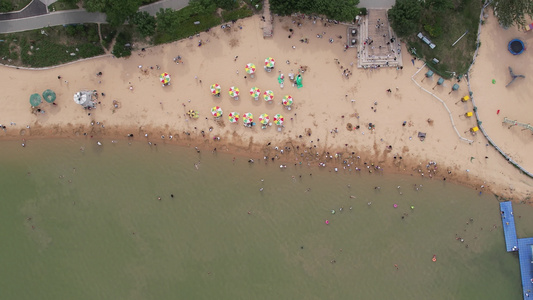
[0,0,31,12]
[404,0,481,78]
[0,24,105,67]
[154,6,222,45]
[244,0,262,12]
[48,0,79,12]
[100,24,117,50]
[222,6,254,22]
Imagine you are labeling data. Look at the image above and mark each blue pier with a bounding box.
[500,201,518,252]
[500,201,533,299]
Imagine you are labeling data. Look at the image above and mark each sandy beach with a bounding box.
[0,11,531,199]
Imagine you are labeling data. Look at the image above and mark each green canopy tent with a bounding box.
[42,89,56,103]
[29,93,42,107]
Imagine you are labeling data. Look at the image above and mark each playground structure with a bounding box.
[503,117,533,133]
[506,66,525,87]
[508,39,525,55]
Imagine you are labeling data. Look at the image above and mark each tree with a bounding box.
[84,0,142,27]
[131,11,156,37]
[189,0,217,15]
[156,8,179,30]
[388,0,422,37]
[494,0,533,28]
[270,0,359,21]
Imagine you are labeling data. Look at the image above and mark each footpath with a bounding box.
[0,0,190,34]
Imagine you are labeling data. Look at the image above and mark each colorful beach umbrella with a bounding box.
[282,95,293,107]
[263,90,274,102]
[274,114,284,126]
[160,72,170,85]
[42,89,56,103]
[29,93,42,107]
[250,87,261,99]
[259,113,270,125]
[243,112,253,125]
[229,112,240,123]
[245,63,256,74]
[210,83,221,95]
[211,106,223,118]
[229,86,240,98]
[265,57,275,69]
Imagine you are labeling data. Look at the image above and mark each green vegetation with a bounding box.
[0,0,31,12]
[270,0,360,22]
[112,29,132,58]
[244,0,262,11]
[0,25,104,67]
[389,0,481,78]
[84,0,142,27]
[48,0,78,12]
[130,11,156,37]
[0,0,259,66]
[493,0,533,28]
[222,6,253,22]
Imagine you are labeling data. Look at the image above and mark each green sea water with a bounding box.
[1,138,532,300]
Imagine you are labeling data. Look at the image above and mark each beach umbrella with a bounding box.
[243,112,253,125]
[282,95,293,107]
[187,110,199,118]
[228,112,240,123]
[42,89,56,103]
[245,63,256,75]
[265,57,275,69]
[160,72,170,85]
[29,93,42,107]
[211,106,223,118]
[259,113,270,125]
[210,83,221,96]
[250,87,261,100]
[274,114,284,126]
[263,90,274,102]
[229,86,240,99]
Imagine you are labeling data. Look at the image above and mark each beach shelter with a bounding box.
[187,110,199,118]
[245,63,256,78]
[73,91,96,108]
[250,87,260,100]
[160,72,171,86]
[437,78,444,85]
[259,113,270,125]
[211,106,223,118]
[470,126,479,133]
[465,112,473,117]
[29,93,42,107]
[274,114,284,126]
[42,89,56,103]
[452,83,460,91]
[229,86,240,100]
[243,112,253,125]
[210,84,221,96]
[461,95,470,102]
[264,57,275,71]
[425,70,434,78]
[282,95,293,107]
[264,90,274,102]
[228,112,240,123]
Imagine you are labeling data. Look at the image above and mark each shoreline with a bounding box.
[1,13,532,201]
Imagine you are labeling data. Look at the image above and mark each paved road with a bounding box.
[0,0,47,21]
[0,0,189,34]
